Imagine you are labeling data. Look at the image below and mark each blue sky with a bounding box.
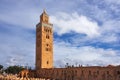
[0,0,120,68]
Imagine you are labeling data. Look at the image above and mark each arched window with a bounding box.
[46,44,49,46]
[48,35,49,39]
[46,35,50,39]
[46,48,48,51]
[47,61,49,64]
[89,71,91,75]
[50,29,52,33]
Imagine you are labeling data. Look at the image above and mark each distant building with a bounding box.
[29,10,120,80]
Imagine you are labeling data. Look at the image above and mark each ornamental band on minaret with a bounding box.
[36,10,53,69]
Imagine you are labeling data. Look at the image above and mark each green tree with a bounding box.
[5,65,25,74]
[0,65,3,70]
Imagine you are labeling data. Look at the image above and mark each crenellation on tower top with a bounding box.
[43,9,47,14]
[40,9,49,24]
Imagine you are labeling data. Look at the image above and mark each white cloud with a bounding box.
[99,20,120,43]
[0,10,39,29]
[6,56,23,66]
[54,40,120,67]
[0,28,35,67]
[51,11,120,68]
[50,12,100,37]
[51,12,120,45]
[0,0,42,29]
[101,20,120,33]
[100,34,118,43]
[105,0,120,4]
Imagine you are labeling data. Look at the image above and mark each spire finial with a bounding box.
[43,9,46,14]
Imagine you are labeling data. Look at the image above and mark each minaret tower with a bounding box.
[36,9,53,69]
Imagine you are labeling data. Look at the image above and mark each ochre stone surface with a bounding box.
[36,10,53,69]
[35,66,120,80]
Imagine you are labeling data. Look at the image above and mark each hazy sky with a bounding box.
[0,0,120,68]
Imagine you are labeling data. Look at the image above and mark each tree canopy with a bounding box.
[0,65,3,70]
[5,66,25,74]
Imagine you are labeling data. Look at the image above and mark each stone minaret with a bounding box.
[36,10,53,70]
